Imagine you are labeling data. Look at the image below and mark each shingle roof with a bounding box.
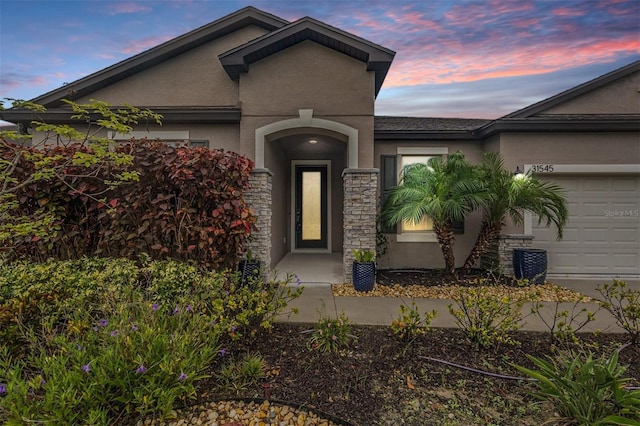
[374,116,490,131]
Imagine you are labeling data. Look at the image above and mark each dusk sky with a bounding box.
[1,0,638,119]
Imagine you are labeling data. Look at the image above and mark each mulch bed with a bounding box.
[172,269,639,426]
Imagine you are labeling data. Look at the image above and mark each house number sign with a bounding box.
[529,164,555,173]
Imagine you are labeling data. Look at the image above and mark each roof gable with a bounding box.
[30,7,289,107]
[218,17,395,97]
[504,60,640,118]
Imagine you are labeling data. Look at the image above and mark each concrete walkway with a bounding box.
[278,278,639,334]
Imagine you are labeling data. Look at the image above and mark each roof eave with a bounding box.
[476,116,640,138]
[0,107,242,126]
[374,130,478,141]
[28,7,289,108]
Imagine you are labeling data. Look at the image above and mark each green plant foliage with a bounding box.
[529,296,600,350]
[352,249,375,263]
[391,301,437,340]
[462,152,568,272]
[597,280,640,345]
[0,257,302,423]
[448,287,524,349]
[391,301,437,355]
[307,313,354,353]
[216,352,267,393]
[514,350,640,425]
[3,139,256,269]
[0,289,221,422]
[382,151,486,277]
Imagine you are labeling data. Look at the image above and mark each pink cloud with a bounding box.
[384,10,444,33]
[106,2,152,16]
[382,36,640,87]
[552,7,586,16]
[511,17,540,28]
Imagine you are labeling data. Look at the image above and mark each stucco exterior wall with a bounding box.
[238,41,376,167]
[541,71,640,115]
[239,41,375,116]
[497,132,640,165]
[79,26,269,107]
[32,123,240,153]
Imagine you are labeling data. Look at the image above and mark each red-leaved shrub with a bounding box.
[2,140,255,270]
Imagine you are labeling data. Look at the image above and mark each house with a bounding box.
[2,6,638,281]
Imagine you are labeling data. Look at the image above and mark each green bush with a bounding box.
[391,301,436,354]
[0,257,301,423]
[307,313,353,353]
[597,280,640,345]
[514,350,640,425]
[448,287,524,349]
[529,297,600,349]
[0,288,222,423]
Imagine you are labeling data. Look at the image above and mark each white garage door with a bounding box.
[532,175,640,277]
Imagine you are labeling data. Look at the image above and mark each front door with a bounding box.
[293,162,330,251]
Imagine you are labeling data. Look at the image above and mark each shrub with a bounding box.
[307,313,353,353]
[529,297,600,349]
[448,287,524,349]
[597,280,640,345]
[514,350,640,425]
[391,301,436,353]
[0,258,301,423]
[0,288,222,423]
[4,140,256,270]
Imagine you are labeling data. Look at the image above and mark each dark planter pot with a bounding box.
[513,248,547,285]
[353,261,376,292]
[238,260,262,286]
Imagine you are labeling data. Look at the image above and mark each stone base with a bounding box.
[342,168,379,282]
[481,234,534,277]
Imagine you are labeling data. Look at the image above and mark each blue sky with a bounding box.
[1,0,638,118]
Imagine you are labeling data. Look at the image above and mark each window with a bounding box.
[399,155,435,234]
[380,147,463,242]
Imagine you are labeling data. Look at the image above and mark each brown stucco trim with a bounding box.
[475,116,640,138]
[0,107,241,127]
[219,17,395,96]
[26,7,288,108]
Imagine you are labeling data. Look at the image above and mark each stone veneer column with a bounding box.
[481,234,534,276]
[244,169,272,275]
[342,168,379,282]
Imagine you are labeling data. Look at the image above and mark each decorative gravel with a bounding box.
[331,282,593,303]
[137,399,345,426]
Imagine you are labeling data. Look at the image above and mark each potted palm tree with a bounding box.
[352,249,376,292]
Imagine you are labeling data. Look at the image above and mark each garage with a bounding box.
[532,174,640,277]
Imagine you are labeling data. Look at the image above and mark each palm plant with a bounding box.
[462,152,568,272]
[383,151,486,277]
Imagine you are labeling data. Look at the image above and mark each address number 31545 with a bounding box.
[530,164,555,173]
